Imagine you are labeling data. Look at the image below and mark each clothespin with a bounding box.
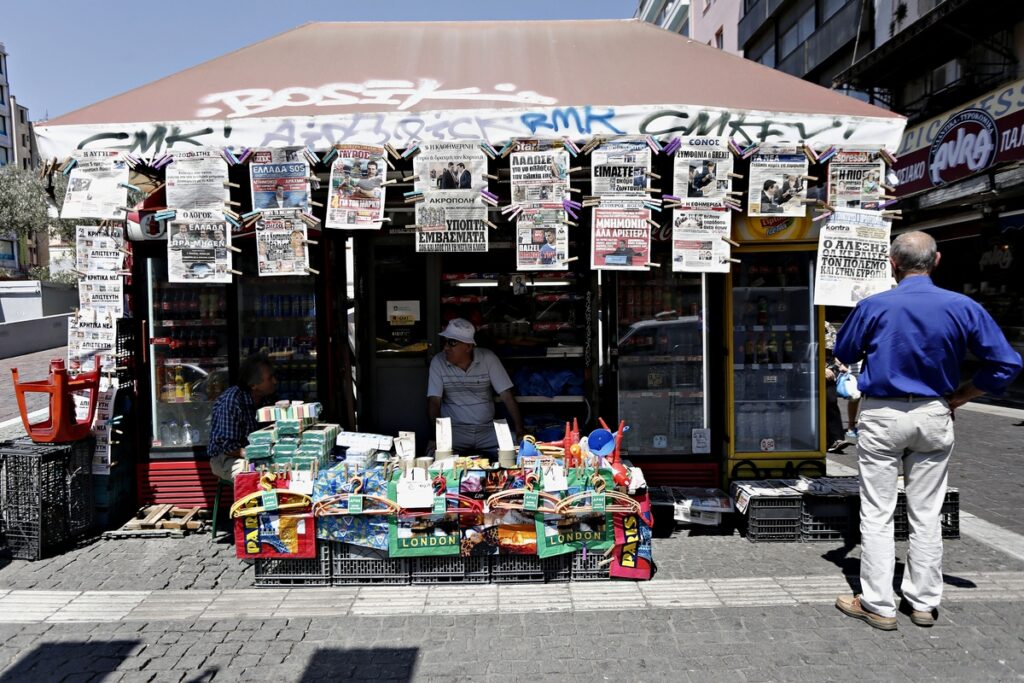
[727,172,744,180]
[726,257,741,264]
[800,175,818,182]
[301,212,321,226]
[384,143,401,159]
[484,219,499,229]
[237,148,253,164]
[224,214,241,228]
[224,208,241,220]
[155,209,177,221]
[305,266,321,275]
[562,138,581,156]
[644,135,662,154]
[480,190,500,207]
[223,181,241,189]
[645,218,660,229]
[61,158,78,175]
[309,199,324,208]
[228,268,244,276]
[644,262,662,268]
[648,171,662,180]
[221,148,240,166]
[801,143,819,164]
[817,146,838,164]
[878,148,898,165]
[304,239,319,245]
[563,256,578,263]
[484,173,499,181]
[381,178,398,186]
[402,174,420,182]
[321,148,339,165]
[722,236,740,247]
[727,138,745,157]
[479,142,498,159]
[227,245,242,253]
[226,199,241,207]
[400,143,420,159]
[880,210,902,220]
[498,140,518,158]
[741,143,761,159]
[116,181,139,192]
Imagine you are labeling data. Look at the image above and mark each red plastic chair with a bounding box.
[11,357,102,443]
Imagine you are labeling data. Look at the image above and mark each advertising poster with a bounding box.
[813,208,893,307]
[415,195,488,253]
[75,225,125,274]
[413,141,487,193]
[748,144,808,217]
[68,311,117,372]
[60,151,129,220]
[165,150,230,210]
[590,139,651,198]
[673,137,733,202]
[827,150,886,210]
[167,210,233,283]
[509,149,570,203]
[591,203,652,271]
[325,144,387,229]
[516,204,569,271]
[671,206,732,273]
[78,274,124,318]
[255,210,310,276]
[250,149,309,211]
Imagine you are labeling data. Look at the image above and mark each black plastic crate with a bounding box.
[543,554,573,582]
[745,517,800,543]
[411,555,490,584]
[330,542,410,585]
[490,554,546,583]
[570,551,610,581]
[254,541,331,587]
[0,437,95,560]
[894,490,959,540]
[800,496,860,543]
[747,496,803,520]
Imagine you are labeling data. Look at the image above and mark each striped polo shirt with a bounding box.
[427,347,514,426]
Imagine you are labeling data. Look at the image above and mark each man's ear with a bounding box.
[934,251,942,270]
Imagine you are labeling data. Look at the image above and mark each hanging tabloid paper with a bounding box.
[60,151,128,220]
[509,149,570,204]
[78,274,123,318]
[827,150,886,211]
[415,195,488,253]
[590,139,651,198]
[673,137,734,203]
[516,204,569,271]
[747,144,808,217]
[813,209,893,308]
[413,141,487,194]
[68,310,117,372]
[591,200,652,271]
[325,145,387,229]
[671,206,732,273]
[76,225,125,274]
[255,210,310,276]
[167,210,233,283]
[250,149,310,211]
[165,149,230,210]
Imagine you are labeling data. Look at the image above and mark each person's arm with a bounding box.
[498,389,525,442]
[954,303,1024,407]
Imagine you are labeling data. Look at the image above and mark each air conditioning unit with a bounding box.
[931,60,962,90]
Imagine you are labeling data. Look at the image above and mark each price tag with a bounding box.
[260,490,278,512]
[348,494,364,514]
[432,495,447,514]
[523,490,540,512]
[542,466,568,493]
[592,493,606,513]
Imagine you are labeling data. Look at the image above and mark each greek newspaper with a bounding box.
[813,208,893,307]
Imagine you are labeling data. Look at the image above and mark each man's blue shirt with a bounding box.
[835,275,1022,398]
[208,385,258,457]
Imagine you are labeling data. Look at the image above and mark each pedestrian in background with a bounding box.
[833,231,1022,630]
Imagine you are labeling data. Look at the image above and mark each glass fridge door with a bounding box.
[730,251,820,454]
[147,259,230,450]
[616,273,707,456]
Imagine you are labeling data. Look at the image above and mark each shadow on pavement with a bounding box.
[0,640,141,681]
[298,647,419,681]
[822,545,979,592]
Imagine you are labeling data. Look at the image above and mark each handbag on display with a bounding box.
[313,464,396,551]
[388,469,462,558]
[231,471,316,560]
[535,467,619,558]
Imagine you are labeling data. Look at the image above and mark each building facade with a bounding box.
[0,42,12,167]
[635,0,692,36]
[692,0,744,55]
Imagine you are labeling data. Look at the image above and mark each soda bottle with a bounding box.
[757,335,769,364]
[767,332,779,364]
[744,334,755,365]
[182,420,194,446]
[160,289,172,321]
[174,366,185,400]
[783,332,794,363]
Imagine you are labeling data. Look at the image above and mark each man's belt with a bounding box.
[863,394,939,402]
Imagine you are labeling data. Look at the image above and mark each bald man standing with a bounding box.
[833,231,1021,630]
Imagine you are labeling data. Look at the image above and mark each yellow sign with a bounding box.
[733,214,820,243]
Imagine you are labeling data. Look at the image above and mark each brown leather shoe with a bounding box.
[900,600,937,627]
[835,595,898,630]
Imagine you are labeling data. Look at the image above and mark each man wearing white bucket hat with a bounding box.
[427,318,524,456]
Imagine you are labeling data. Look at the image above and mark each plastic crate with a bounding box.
[543,554,573,582]
[330,542,410,585]
[894,490,959,540]
[800,496,860,543]
[411,555,490,584]
[0,437,95,561]
[745,517,800,542]
[490,554,546,583]
[570,551,610,581]
[747,495,802,520]
[114,318,137,384]
[254,541,331,587]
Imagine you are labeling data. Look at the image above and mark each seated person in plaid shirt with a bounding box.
[208,356,277,480]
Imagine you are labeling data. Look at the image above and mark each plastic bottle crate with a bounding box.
[894,490,959,540]
[543,554,573,582]
[0,437,95,560]
[570,551,610,580]
[254,541,332,587]
[490,554,546,583]
[411,555,490,584]
[745,517,801,542]
[330,541,410,585]
[800,496,860,543]
[742,494,802,542]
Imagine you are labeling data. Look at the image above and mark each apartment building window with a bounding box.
[756,48,776,68]
[0,240,16,268]
[18,109,25,124]
[715,27,725,49]
[703,0,713,13]
[0,147,7,165]
[821,0,846,22]
[779,7,815,58]
[655,2,670,25]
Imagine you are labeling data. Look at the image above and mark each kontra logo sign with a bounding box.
[928,108,998,186]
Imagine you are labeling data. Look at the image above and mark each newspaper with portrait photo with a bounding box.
[255,210,310,276]
[413,141,487,194]
[509,148,570,204]
[813,208,893,307]
[747,144,808,218]
[167,210,233,283]
[325,145,387,229]
[827,150,886,210]
[250,148,310,211]
[516,204,569,271]
[671,205,732,273]
[590,199,652,271]
[165,149,230,211]
[591,138,651,198]
[61,151,129,220]
[673,137,733,203]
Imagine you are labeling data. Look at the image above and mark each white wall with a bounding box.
[691,0,743,56]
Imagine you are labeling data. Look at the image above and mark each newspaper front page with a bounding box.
[165,149,230,210]
[61,151,128,220]
[747,144,808,218]
[813,208,893,307]
[78,274,123,318]
[509,149,570,204]
[415,194,488,253]
[325,145,387,229]
[591,139,651,198]
[591,200,652,271]
[75,225,125,274]
[250,149,310,211]
[167,210,233,283]
[671,205,732,273]
[827,150,886,210]
[516,204,569,271]
[673,137,733,202]
[255,210,310,276]
[413,141,488,194]
[68,310,117,372]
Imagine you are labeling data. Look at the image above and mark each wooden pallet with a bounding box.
[102,504,206,539]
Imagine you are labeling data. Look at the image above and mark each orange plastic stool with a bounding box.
[11,357,102,443]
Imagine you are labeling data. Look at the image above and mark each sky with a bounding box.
[3,0,637,121]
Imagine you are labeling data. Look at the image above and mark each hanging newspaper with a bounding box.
[591,200,652,271]
[78,274,124,317]
[413,141,487,193]
[75,225,125,274]
[516,204,569,271]
[747,144,808,217]
[91,378,119,474]
[415,195,488,253]
[68,310,117,372]
[674,137,734,203]
[165,149,230,210]
[827,150,886,210]
[591,139,651,198]
[60,151,128,220]
[325,144,387,229]
[250,149,309,211]
[510,149,570,204]
[255,210,310,276]
[813,208,893,307]
[671,206,732,273]
[167,210,233,283]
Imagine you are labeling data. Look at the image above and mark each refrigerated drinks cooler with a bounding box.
[727,249,824,460]
[615,273,708,456]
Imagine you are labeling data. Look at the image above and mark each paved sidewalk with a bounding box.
[0,346,68,424]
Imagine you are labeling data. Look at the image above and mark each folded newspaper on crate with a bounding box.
[664,487,733,526]
[729,479,802,514]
